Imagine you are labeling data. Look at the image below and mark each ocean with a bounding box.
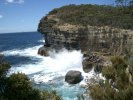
[0,32,93,100]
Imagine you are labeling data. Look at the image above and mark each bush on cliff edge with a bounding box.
[89,56,133,100]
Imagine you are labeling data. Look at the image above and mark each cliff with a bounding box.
[38,4,133,55]
[37,4,133,99]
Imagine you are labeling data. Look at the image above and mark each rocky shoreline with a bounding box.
[37,5,133,92]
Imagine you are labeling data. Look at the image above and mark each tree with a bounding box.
[115,0,124,6]
[129,0,133,6]
[115,0,133,6]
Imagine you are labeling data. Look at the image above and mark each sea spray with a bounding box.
[0,32,101,99]
[7,48,83,78]
[3,45,97,99]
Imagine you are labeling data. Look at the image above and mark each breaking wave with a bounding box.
[2,45,97,99]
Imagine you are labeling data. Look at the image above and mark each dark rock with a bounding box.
[82,59,93,73]
[38,46,50,56]
[65,70,83,84]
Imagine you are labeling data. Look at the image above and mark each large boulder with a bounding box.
[38,46,49,56]
[65,70,83,84]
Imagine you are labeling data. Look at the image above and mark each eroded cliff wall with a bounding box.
[38,14,133,55]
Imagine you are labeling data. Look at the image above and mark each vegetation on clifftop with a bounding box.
[48,3,133,29]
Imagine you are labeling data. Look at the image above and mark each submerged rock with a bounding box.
[65,70,83,84]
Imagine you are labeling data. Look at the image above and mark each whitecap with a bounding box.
[38,39,45,43]
[2,45,42,57]
[4,44,104,99]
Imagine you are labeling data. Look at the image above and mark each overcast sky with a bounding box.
[0,0,115,33]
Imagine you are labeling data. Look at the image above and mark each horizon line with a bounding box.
[0,31,38,34]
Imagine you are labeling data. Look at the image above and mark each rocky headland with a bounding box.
[38,14,133,55]
[37,4,133,84]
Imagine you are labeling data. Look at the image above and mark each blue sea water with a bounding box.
[0,32,43,65]
[0,32,42,51]
[0,32,89,100]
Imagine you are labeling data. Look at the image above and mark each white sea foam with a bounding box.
[3,45,42,57]
[8,48,84,82]
[38,39,45,43]
[3,45,101,84]
[3,43,103,99]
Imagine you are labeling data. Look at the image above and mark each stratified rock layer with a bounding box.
[38,14,133,55]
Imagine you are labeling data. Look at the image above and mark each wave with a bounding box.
[2,44,102,99]
[3,45,100,84]
[8,48,83,80]
[38,39,45,43]
[2,45,42,57]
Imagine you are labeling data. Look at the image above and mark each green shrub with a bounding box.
[4,73,34,100]
[0,55,61,100]
[47,4,133,30]
[4,73,61,100]
[89,56,133,100]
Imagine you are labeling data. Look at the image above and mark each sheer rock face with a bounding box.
[38,14,133,54]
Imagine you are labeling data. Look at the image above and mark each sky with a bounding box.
[0,0,115,33]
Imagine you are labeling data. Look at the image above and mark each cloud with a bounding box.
[0,15,3,19]
[5,0,24,4]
